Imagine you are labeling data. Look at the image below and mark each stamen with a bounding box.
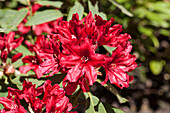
[111,64,116,68]
[71,35,76,39]
[81,56,89,62]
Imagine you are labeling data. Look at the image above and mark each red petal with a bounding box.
[12,53,23,63]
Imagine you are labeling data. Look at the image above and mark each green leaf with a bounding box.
[97,79,128,103]
[14,45,32,56]
[108,0,133,17]
[159,29,170,36]
[67,1,84,21]
[84,92,107,113]
[149,60,164,75]
[0,9,17,25]
[98,102,107,113]
[0,26,13,33]
[138,26,153,36]
[26,10,63,26]
[12,45,32,68]
[14,0,28,5]
[88,1,98,16]
[103,45,116,55]
[138,26,159,48]
[1,8,28,33]
[147,1,170,15]
[150,35,159,48]
[28,78,45,88]
[88,1,107,20]
[103,103,125,113]
[37,1,63,8]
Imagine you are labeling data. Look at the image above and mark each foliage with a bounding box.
[0,0,169,112]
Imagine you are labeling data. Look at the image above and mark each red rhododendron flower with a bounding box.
[19,55,44,78]
[0,80,75,113]
[60,38,105,85]
[0,32,23,64]
[22,35,61,77]
[0,32,23,53]
[19,12,137,91]
[0,97,27,113]
[102,42,137,88]
[1,50,8,63]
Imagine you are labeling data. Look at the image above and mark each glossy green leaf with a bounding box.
[84,92,107,113]
[12,45,32,68]
[1,8,28,33]
[149,60,164,75]
[0,26,13,33]
[37,1,63,8]
[88,1,98,16]
[88,1,107,20]
[26,10,63,26]
[108,0,133,17]
[103,45,116,55]
[0,9,17,25]
[67,1,84,21]
[28,78,45,88]
[14,45,32,56]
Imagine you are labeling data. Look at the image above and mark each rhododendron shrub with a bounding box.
[0,80,74,113]
[0,1,138,113]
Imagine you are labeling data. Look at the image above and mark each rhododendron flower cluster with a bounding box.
[0,80,75,113]
[18,11,137,96]
[0,1,138,111]
[0,32,23,75]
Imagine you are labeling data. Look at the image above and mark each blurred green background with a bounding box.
[0,0,170,113]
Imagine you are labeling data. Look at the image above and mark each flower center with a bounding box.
[71,35,76,39]
[32,59,37,64]
[81,56,89,63]
[111,63,116,68]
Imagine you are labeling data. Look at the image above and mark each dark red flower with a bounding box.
[19,55,43,78]
[24,35,61,77]
[40,80,74,113]
[102,42,137,88]
[0,97,27,113]
[0,80,75,113]
[63,77,89,95]
[1,50,8,63]
[0,32,23,53]
[61,38,105,85]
